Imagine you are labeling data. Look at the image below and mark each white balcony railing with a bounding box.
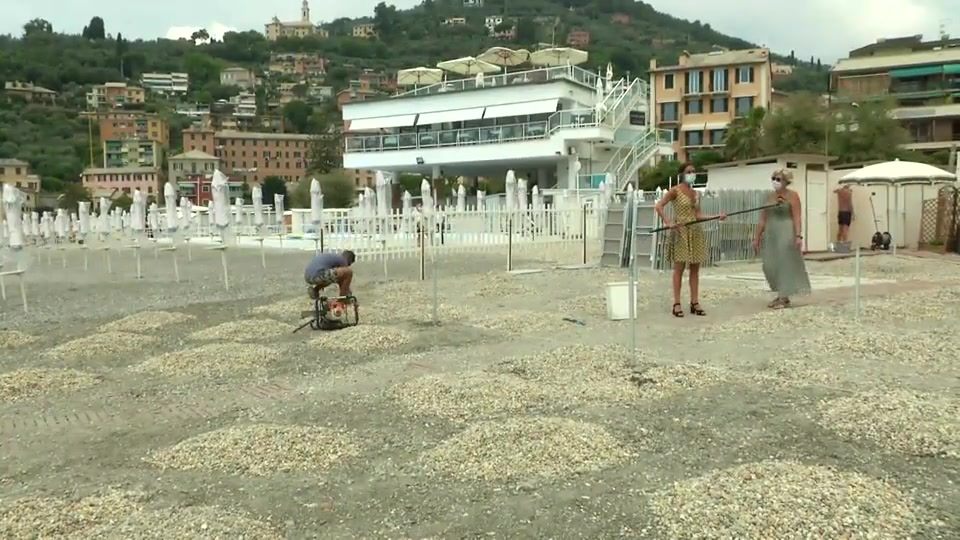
[395,65,601,97]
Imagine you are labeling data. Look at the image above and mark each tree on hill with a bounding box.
[191,29,210,43]
[23,19,53,37]
[82,17,106,40]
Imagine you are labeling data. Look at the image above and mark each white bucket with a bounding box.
[605,281,639,320]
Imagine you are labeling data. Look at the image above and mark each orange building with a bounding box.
[81,166,161,197]
[182,128,312,183]
[649,48,773,162]
[98,111,170,146]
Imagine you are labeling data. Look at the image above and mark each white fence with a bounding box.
[185,206,603,263]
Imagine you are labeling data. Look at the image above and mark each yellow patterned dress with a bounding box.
[669,188,708,265]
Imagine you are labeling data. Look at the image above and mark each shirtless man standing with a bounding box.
[835,185,854,242]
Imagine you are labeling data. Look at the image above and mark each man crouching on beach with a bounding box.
[304,250,356,300]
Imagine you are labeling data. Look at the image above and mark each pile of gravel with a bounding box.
[472,309,569,335]
[627,363,731,399]
[420,417,631,481]
[387,371,549,420]
[649,460,918,539]
[0,490,144,538]
[496,344,635,402]
[818,390,959,457]
[793,326,957,370]
[146,423,361,476]
[188,318,291,341]
[309,324,411,353]
[466,273,534,297]
[99,310,194,332]
[130,343,281,377]
[0,330,35,349]
[82,505,282,539]
[45,332,159,360]
[251,296,311,320]
[0,368,100,402]
[364,302,473,325]
[699,306,851,342]
[0,490,281,539]
[859,286,960,321]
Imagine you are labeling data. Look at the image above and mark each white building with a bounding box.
[229,92,258,117]
[141,72,189,95]
[484,16,504,34]
[341,65,670,192]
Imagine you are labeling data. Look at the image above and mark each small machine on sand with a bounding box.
[868,192,892,250]
[293,295,359,332]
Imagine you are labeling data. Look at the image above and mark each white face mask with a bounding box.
[684,174,696,184]
[771,180,783,190]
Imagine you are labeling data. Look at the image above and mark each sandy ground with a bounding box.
[0,244,958,539]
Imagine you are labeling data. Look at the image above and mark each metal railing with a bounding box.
[395,65,601,97]
[345,121,551,152]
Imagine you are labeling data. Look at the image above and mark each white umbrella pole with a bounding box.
[221,247,229,290]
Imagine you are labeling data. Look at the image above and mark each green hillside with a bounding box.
[0,2,827,189]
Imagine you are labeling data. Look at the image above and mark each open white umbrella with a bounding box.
[397,66,444,87]
[437,56,501,76]
[840,159,956,254]
[839,159,956,184]
[530,47,588,67]
[478,47,531,69]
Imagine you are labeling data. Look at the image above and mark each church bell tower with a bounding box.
[301,0,310,22]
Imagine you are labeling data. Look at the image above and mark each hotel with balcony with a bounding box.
[103,139,164,169]
[86,82,145,110]
[342,63,669,191]
[831,37,960,153]
[649,48,773,162]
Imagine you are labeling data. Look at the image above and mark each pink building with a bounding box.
[81,166,161,198]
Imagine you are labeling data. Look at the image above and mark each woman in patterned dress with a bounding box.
[654,163,726,317]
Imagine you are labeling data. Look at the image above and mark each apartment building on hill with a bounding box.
[182,128,312,183]
[831,37,960,152]
[103,139,164,168]
[86,82,145,110]
[649,48,773,162]
[98,111,170,147]
[140,72,189,95]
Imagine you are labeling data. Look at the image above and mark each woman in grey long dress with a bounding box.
[752,169,811,308]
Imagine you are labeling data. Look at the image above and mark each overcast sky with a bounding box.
[2,0,956,63]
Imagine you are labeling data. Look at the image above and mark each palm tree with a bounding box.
[723,106,766,160]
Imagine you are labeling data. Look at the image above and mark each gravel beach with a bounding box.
[0,247,957,538]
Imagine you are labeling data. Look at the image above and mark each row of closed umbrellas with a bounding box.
[397,46,590,86]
